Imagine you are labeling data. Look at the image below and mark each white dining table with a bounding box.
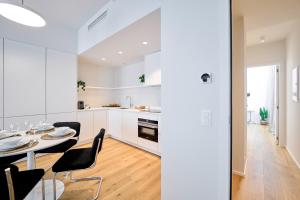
[0,129,76,200]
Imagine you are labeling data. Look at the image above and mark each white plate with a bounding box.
[0,137,30,151]
[48,127,72,137]
[35,125,55,132]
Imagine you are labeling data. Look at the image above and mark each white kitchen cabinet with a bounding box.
[46,49,77,114]
[4,115,46,130]
[77,111,94,143]
[4,39,46,117]
[108,110,122,139]
[122,112,138,144]
[0,39,3,117]
[144,51,161,85]
[93,110,107,136]
[46,112,77,125]
[138,138,158,153]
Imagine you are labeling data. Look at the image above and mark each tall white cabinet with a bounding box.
[4,39,46,117]
[1,38,77,129]
[46,49,77,114]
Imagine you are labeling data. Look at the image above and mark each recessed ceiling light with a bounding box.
[101,57,106,61]
[142,41,149,45]
[117,51,123,55]
[260,36,266,43]
[0,1,46,27]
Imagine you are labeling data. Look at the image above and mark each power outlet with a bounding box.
[201,110,211,127]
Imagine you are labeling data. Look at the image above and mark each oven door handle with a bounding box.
[138,125,158,129]
[138,122,158,129]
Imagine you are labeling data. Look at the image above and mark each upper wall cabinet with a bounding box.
[0,39,3,118]
[144,51,161,85]
[4,39,46,117]
[46,49,77,114]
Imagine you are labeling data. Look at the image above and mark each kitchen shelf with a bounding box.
[85,84,161,90]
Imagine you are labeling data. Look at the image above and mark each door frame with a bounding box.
[246,64,281,144]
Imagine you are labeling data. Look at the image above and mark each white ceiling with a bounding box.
[233,0,300,46]
[6,0,110,29]
[79,9,161,67]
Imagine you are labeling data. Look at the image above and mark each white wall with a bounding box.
[114,61,161,106]
[78,62,115,106]
[246,40,286,146]
[232,17,247,175]
[78,62,115,87]
[114,61,144,87]
[78,0,161,53]
[78,61,161,107]
[0,18,77,53]
[286,21,300,168]
[161,0,231,199]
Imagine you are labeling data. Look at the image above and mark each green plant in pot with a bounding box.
[77,80,86,92]
[259,107,269,125]
[139,74,145,84]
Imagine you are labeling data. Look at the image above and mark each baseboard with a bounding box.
[286,147,300,169]
[232,158,247,177]
[232,170,245,177]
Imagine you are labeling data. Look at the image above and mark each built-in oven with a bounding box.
[138,118,158,142]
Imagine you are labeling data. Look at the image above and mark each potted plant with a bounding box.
[139,74,145,84]
[77,80,86,92]
[259,107,269,125]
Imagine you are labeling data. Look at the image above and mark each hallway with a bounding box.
[232,124,300,200]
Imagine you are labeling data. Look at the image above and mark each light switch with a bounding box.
[201,110,211,127]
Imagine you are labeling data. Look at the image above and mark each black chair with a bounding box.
[52,128,105,200]
[35,122,81,154]
[0,154,27,166]
[0,164,45,200]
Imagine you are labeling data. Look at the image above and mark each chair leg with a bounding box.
[53,173,57,200]
[5,168,15,200]
[70,175,103,200]
[42,178,45,200]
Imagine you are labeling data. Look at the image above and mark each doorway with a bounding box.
[247,65,279,143]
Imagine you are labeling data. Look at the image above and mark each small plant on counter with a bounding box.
[139,74,145,84]
[259,107,269,125]
[77,80,86,91]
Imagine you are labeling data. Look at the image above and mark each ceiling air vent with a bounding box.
[88,10,108,31]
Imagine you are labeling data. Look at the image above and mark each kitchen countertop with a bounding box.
[77,107,161,115]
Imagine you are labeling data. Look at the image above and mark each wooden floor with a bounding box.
[232,124,300,200]
[17,138,161,200]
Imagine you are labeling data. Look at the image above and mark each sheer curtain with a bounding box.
[247,66,277,133]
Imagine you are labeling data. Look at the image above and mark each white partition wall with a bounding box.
[46,49,77,114]
[161,0,231,199]
[4,39,46,117]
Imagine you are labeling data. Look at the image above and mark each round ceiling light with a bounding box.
[0,2,46,27]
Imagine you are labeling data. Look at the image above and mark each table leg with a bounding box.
[25,152,64,200]
[27,151,36,169]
